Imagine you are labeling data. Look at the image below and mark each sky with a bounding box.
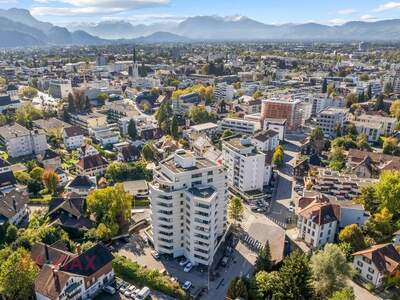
[2,0,400,25]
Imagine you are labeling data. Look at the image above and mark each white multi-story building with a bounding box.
[317,107,348,138]
[357,114,396,137]
[63,126,84,150]
[213,82,234,102]
[150,150,227,266]
[48,79,73,100]
[352,244,400,287]
[222,137,267,192]
[219,117,261,135]
[0,124,48,158]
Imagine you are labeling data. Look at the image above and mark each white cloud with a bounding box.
[31,0,169,17]
[360,14,378,22]
[31,6,123,16]
[327,18,347,25]
[0,0,18,3]
[101,13,185,23]
[338,9,356,15]
[375,1,400,12]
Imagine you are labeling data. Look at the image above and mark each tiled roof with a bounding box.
[353,244,400,274]
[64,126,83,138]
[78,154,108,171]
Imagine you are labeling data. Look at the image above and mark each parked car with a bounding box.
[103,286,116,295]
[151,250,160,259]
[184,262,194,272]
[182,281,192,290]
[179,258,189,266]
[135,287,151,300]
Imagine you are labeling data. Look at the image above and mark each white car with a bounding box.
[182,281,192,290]
[151,250,160,259]
[179,258,189,266]
[184,263,193,272]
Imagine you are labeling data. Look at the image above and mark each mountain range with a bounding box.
[2,8,400,48]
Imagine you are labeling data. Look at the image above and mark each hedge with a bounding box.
[112,255,186,299]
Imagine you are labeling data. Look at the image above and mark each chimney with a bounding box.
[52,266,61,293]
[44,244,50,264]
[76,243,82,255]
[11,196,16,211]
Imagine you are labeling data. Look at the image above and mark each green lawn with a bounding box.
[30,194,52,204]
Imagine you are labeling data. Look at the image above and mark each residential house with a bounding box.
[33,242,114,300]
[47,197,94,232]
[352,244,400,287]
[0,157,17,192]
[37,149,62,170]
[122,180,149,199]
[63,126,84,150]
[117,144,140,162]
[0,189,29,226]
[65,175,96,197]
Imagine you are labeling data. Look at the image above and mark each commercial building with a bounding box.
[213,82,234,102]
[149,150,227,266]
[261,98,302,130]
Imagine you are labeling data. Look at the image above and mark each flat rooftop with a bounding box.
[187,186,216,199]
[163,155,216,173]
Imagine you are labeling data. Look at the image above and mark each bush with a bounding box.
[113,256,186,299]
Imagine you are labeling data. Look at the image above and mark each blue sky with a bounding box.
[2,0,400,25]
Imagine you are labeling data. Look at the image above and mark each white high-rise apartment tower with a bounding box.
[149,150,228,266]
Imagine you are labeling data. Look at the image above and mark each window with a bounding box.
[366,274,373,281]
[368,267,375,274]
[362,257,372,264]
[357,261,363,267]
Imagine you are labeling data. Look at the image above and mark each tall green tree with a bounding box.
[142,143,155,161]
[310,244,353,299]
[322,78,328,93]
[42,169,60,196]
[0,247,39,300]
[310,127,325,153]
[255,241,272,273]
[273,251,314,300]
[228,196,244,224]
[226,277,248,300]
[127,119,138,140]
[390,99,400,119]
[374,94,385,111]
[170,115,179,139]
[375,171,400,217]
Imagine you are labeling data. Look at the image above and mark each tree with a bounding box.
[255,241,272,273]
[226,277,248,300]
[358,91,365,103]
[367,84,372,101]
[328,147,346,171]
[374,171,400,217]
[345,93,357,108]
[384,81,394,95]
[15,171,31,185]
[328,287,355,300]
[42,169,60,195]
[15,102,43,128]
[86,184,132,237]
[127,119,138,140]
[228,197,244,224]
[359,73,369,81]
[374,94,385,111]
[327,84,335,97]
[310,244,353,299]
[322,78,328,93]
[142,143,155,161]
[338,224,366,252]
[67,93,76,113]
[97,92,108,105]
[272,145,284,168]
[365,207,394,242]
[355,185,379,214]
[390,99,400,119]
[5,224,18,244]
[383,137,399,155]
[188,106,216,124]
[0,247,39,299]
[20,86,38,99]
[222,129,234,139]
[253,90,263,99]
[29,166,44,183]
[155,101,172,130]
[356,134,371,151]
[27,178,42,195]
[170,115,179,139]
[310,127,325,153]
[254,271,281,300]
[274,251,314,300]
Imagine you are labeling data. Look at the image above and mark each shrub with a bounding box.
[113,256,186,299]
